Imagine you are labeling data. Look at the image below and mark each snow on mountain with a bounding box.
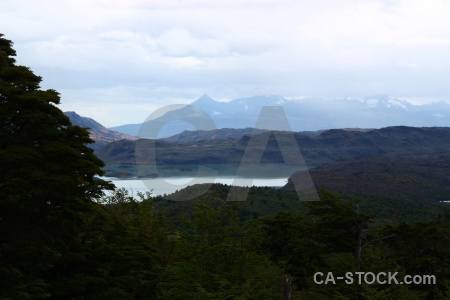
[109,95,450,137]
[387,98,408,110]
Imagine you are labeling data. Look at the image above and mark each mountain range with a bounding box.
[94,126,450,178]
[109,94,450,137]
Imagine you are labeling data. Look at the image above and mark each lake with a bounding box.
[103,164,307,197]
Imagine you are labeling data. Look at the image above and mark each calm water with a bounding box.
[103,164,306,197]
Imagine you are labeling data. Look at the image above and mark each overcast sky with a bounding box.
[1,0,450,127]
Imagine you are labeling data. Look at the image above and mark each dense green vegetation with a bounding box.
[41,187,447,299]
[286,152,450,199]
[1,33,449,299]
[0,33,114,298]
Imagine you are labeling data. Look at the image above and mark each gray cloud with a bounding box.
[1,0,449,126]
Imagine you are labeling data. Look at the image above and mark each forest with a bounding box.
[1,33,449,299]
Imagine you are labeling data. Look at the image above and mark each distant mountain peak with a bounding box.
[192,94,217,105]
[109,94,450,136]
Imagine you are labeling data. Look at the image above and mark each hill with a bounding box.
[161,127,267,143]
[94,126,450,177]
[162,127,373,143]
[64,111,137,149]
[284,151,450,204]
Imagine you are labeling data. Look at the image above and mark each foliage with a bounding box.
[0,33,112,299]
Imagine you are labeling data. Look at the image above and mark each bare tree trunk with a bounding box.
[284,275,291,300]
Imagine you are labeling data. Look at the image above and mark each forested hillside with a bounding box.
[285,151,450,205]
[95,126,450,178]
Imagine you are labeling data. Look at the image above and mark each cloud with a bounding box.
[1,0,449,126]
[156,28,229,57]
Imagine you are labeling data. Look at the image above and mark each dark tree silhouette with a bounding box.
[0,33,113,299]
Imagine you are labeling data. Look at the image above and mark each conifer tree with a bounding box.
[0,33,113,298]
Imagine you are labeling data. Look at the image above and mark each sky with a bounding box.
[1,0,450,127]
